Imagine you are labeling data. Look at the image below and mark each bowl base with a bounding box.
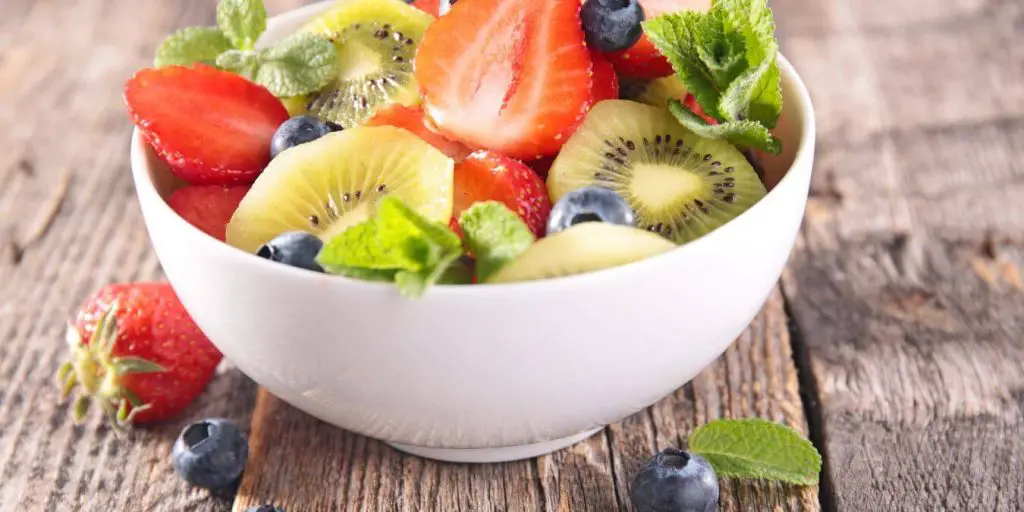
[388,428,603,463]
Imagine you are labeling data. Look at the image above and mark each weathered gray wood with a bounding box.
[775,0,1024,509]
[0,1,310,511]
[235,290,818,511]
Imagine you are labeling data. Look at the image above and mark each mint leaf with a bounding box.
[458,202,535,283]
[254,33,339,97]
[215,49,260,80]
[216,0,267,50]
[669,99,780,154]
[154,27,233,68]
[688,419,822,486]
[642,0,783,151]
[316,197,464,298]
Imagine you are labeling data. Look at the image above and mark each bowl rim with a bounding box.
[130,2,816,295]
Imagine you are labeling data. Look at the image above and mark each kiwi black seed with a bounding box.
[547,100,768,245]
[300,0,432,128]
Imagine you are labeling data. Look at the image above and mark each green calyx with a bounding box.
[56,303,165,430]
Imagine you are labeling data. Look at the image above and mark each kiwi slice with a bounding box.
[299,0,433,128]
[488,223,676,283]
[624,75,691,109]
[226,126,454,253]
[547,100,766,245]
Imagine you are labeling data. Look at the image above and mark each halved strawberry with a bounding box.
[124,65,289,186]
[167,185,250,242]
[683,93,718,125]
[412,0,441,16]
[451,151,551,238]
[367,104,472,161]
[416,0,593,160]
[590,50,620,103]
[603,0,710,79]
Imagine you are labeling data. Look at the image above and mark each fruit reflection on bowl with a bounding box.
[129,0,815,463]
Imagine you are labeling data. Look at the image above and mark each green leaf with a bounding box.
[641,0,784,147]
[669,99,781,155]
[216,0,267,50]
[688,418,822,486]
[457,202,535,282]
[215,49,260,80]
[154,26,234,68]
[253,32,340,97]
[317,197,464,298]
[112,356,166,376]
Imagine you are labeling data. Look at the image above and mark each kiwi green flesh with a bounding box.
[305,23,419,128]
[548,100,767,245]
[488,223,677,284]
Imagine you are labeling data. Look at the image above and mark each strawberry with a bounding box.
[451,151,551,238]
[683,93,718,125]
[367,105,472,161]
[526,155,556,179]
[603,0,710,79]
[412,0,441,16]
[415,0,593,160]
[57,283,223,426]
[167,185,250,242]
[124,65,289,186]
[589,50,620,103]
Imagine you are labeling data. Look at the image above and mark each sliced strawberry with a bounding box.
[451,151,551,238]
[589,50,620,103]
[683,93,718,125]
[167,185,250,242]
[124,65,289,186]
[412,0,441,16]
[367,104,472,161]
[603,0,711,79]
[416,0,593,160]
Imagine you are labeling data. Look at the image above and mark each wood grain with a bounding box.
[0,1,307,511]
[775,0,1024,509]
[235,290,818,512]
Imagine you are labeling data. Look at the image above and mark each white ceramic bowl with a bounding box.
[130,1,815,463]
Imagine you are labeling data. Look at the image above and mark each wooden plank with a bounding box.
[235,290,819,511]
[775,0,1024,509]
[0,1,309,511]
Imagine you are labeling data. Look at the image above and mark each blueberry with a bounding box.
[247,506,285,512]
[581,0,645,53]
[438,0,458,15]
[270,115,335,159]
[256,232,325,272]
[172,419,249,491]
[630,448,719,512]
[547,186,635,236]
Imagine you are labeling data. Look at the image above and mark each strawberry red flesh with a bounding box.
[416,0,593,160]
[451,151,551,238]
[124,65,289,186]
[167,185,250,242]
[589,50,620,103]
[367,105,472,161]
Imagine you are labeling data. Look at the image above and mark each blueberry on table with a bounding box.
[172,418,249,491]
[270,115,336,159]
[546,186,635,236]
[581,0,645,53]
[256,232,325,272]
[630,448,719,512]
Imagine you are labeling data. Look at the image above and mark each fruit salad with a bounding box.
[125,0,785,297]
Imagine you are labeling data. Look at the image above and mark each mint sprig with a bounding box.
[216,0,267,50]
[458,202,535,282]
[316,197,464,298]
[642,0,784,154]
[153,0,336,98]
[688,418,821,485]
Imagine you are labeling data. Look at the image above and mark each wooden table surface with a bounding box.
[1,0,1022,510]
